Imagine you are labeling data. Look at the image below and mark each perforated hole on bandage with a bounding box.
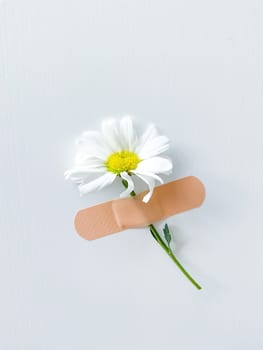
[74,176,205,240]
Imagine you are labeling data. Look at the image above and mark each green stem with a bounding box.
[121,177,202,290]
[149,224,202,290]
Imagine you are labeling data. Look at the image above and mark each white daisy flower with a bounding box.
[65,116,173,202]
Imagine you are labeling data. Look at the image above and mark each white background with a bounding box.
[1,0,263,349]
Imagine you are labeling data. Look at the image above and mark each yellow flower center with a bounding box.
[105,150,141,174]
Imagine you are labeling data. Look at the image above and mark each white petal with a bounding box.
[119,116,138,151]
[135,157,173,175]
[101,119,123,152]
[75,154,105,167]
[120,172,135,198]
[135,124,159,154]
[138,135,170,159]
[64,166,105,183]
[78,172,116,195]
[76,131,111,159]
[134,171,164,184]
[135,173,155,203]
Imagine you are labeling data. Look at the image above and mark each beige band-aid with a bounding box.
[74,176,205,240]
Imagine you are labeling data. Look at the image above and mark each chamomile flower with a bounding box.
[65,116,173,202]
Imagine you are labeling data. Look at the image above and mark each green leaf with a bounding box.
[122,179,128,188]
[163,223,171,247]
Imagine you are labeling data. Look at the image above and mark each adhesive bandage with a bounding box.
[74,176,205,240]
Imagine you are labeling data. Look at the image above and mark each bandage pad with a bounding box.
[74,176,205,240]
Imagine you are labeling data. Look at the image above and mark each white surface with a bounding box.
[1,0,263,349]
